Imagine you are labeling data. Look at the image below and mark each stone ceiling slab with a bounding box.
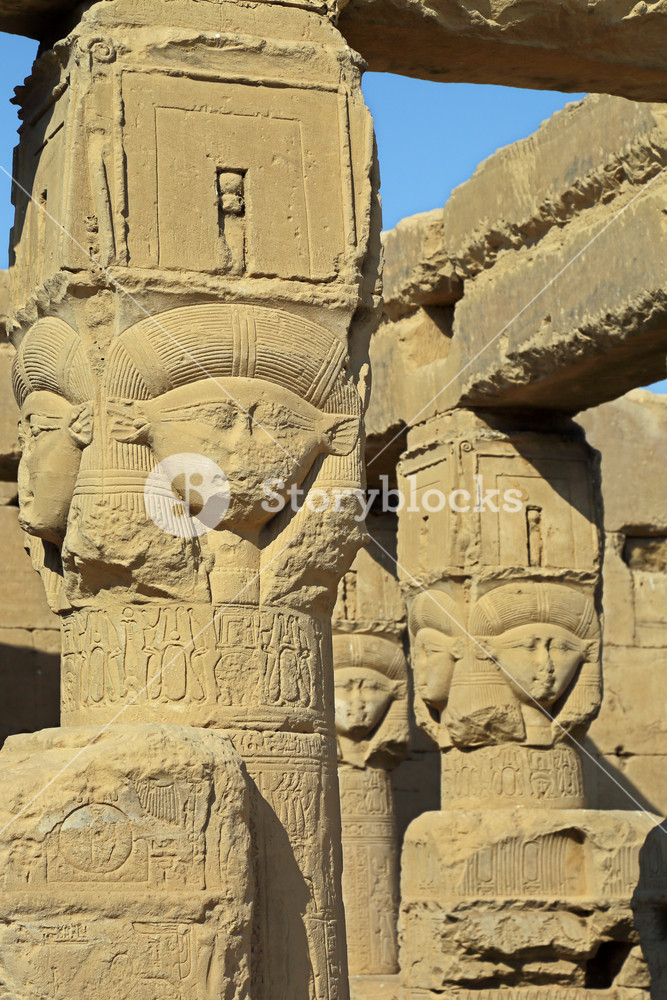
[340,0,667,101]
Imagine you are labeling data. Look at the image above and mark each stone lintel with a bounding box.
[340,0,667,102]
[371,95,667,437]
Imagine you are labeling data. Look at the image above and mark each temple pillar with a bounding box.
[332,519,409,1000]
[0,1,380,997]
[397,408,657,996]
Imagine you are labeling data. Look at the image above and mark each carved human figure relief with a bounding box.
[408,588,465,748]
[462,583,602,747]
[333,633,408,769]
[13,319,94,548]
[333,633,407,978]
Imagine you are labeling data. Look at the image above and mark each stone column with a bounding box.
[332,522,409,998]
[397,408,655,996]
[1,2,380,997]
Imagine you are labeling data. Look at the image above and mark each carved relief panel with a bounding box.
[397,411,600,583]
[0,724,253,1000]
[401,808,651,994]
[5,6,381,1000]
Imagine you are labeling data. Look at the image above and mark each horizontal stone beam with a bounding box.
[340,0,667,102]
[4,0,667,109]
[0,0,65,37]
[367,94,667,445]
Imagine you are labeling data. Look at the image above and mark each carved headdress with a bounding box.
[105,303,347,407]
[332,632,409,768]
[469,583,599,641]
[332,633,408,684]
[12,317,94,407]
[459,582,602,745]
[409,588,462,639]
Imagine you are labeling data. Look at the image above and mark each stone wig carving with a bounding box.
[408,588,465,748]
[13,317,94,546]
[105,304,358,538]
[12,304,365,614]
[12,318,95,611]
[449,583,602,747]
[332,633,408,769]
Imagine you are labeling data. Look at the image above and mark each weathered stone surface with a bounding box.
[575,390,667,817]
[578,390,667,533]
[0,0,345,38]
[0,627,59,745]
[587,647,667,760]
[0,506,56,631]
[0,723,254,1000]
[333,517,408,980]
[448,175,667,413]
[369,96,667,454]
[340,0,667,102]
[382,211,459,321]
[401,808,660,993]
[383,97,667,310]
[583,748,667,817]
[2,1,381,998]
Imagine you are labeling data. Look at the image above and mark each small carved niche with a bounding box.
[216,168,247,275]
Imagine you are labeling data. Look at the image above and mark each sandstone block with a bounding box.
[0,506,57,631]
[340,0,667,102]
[583,748,667,817]
[370,97,667,445]
[0,724,253,1000]
[578,390,667,535]
[401,808,662,992]
[382,211,459,320]
[587,646,667,759]
[0,627,59,745]
[448,171,667,413]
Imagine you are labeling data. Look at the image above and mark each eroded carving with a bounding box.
[463,583,602,748]
[333,634,407,977]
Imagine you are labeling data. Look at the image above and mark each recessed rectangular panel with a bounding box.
[122,73,348,281]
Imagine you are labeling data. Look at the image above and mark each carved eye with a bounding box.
[505,638,536,651]
[552,639,577,653]
[29,416,59,438]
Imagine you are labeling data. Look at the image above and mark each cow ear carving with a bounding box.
[68,403,94,448]
[322,413,358,457]
[108,401,150,444]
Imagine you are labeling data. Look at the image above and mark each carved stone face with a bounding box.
[17,390,91,546]
[334,667,395,739]
[412,627,460,713]
[489,623,586,708]
[109,377,357,531]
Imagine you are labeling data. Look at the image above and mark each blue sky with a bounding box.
[0,35,663,392]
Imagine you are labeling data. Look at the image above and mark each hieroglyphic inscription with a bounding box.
[440,745,585,809]
[61,604,326,725]
[340,767,399,975]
